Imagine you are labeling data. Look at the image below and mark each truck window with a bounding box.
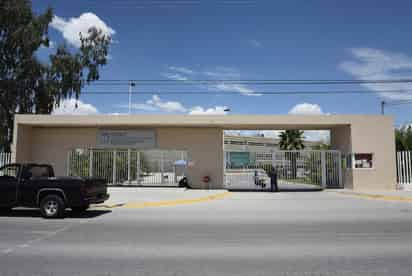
[27,166,53,178]
[0,165,19,179]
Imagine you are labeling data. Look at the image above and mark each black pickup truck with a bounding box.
[0,163,109,218]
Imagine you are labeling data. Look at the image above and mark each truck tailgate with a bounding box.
[84,178,108,198]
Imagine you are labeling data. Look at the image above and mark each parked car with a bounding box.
[225,168,271,190]
[0,163,109,218]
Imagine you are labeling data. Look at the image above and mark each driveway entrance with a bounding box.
[225,150,343,191]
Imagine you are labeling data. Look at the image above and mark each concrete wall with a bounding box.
[330,117,396,191]
[23,127,223,189]
[350,117,396,191]
[157,128,223,189]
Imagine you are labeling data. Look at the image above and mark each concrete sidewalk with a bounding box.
[100,187,227,207]
[333,189,412,202]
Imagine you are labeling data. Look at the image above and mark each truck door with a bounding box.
[0,164,19,206]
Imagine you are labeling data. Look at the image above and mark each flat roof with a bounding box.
[14,114,393,130]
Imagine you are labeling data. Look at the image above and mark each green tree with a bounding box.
[278,130,305,150]
[395,125,412,151]
[0,0,111,151]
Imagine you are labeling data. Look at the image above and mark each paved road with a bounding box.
[1,191,412,276]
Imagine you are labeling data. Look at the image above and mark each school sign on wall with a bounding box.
[97,129,156,148]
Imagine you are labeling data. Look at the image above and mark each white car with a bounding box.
[225,169,271,190]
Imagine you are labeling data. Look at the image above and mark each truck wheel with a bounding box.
[40,195,65,218]
[71,205,89,213]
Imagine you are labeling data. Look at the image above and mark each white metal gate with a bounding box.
[67,149,188,186]
[0,152,11,167]
[224,150,343,190]
[273,150,342,189]
[397,151,412,190]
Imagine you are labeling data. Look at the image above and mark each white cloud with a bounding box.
[340,48,412,100]
[249,39,263,48]
[119,95,230,115]
[288,103,330,142]
[148,95,187,112]
[203,66,241,79]
[162,73,189,81]
[123,95,187,112]
[289,103,324,115]
[52,99,99,115]
[213,83,261,96]
[162,65,260,96]
[189,106,229,115]
[169,66,194,75]
[50,13,115,48]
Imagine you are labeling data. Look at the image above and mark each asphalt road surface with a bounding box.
[1,191,412,276]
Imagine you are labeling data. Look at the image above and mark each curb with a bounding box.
[336,191,412,202]
[95,192,231,209]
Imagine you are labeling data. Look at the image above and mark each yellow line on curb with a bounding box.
[337,191,412,202]
[97,192,232,209]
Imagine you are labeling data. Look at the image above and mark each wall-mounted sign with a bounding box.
[354,153,373,169]
[97,129,156,148]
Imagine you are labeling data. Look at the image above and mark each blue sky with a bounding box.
[33,0,412,127]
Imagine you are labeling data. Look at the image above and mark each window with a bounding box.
[0,165,19,178]
[28,166,52,178]
[354,153,373,169]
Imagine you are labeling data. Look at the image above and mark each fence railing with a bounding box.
[397,151,412,190]
[67,148,188,186]
[0,152,11,167]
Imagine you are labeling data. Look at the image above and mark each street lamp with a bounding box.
[128,81,136,114]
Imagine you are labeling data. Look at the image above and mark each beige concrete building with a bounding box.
[224,134,322,152]
[12,114,396,191]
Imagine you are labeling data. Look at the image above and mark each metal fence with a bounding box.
[273,150,342,189]
[67,149,188,186]
[225,150,342,190]
[397,151,412,190]
[0,152,11,167]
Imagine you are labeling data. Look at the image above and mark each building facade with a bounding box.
[12,114,396,191]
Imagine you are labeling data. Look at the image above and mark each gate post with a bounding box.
[338,151,343,188]
[89,149,93,177]
[127,149,131,185]
[136,151,141,185]
[112,150,117,185]
[321,151,327,188]
[66,151,71,176]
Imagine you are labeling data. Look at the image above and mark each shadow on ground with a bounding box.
[0,209,111,219]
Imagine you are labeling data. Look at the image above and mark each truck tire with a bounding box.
[40,195,65,218]
[71,205,89,213]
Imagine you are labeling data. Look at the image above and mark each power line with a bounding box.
[78,89,412,95]
[4,79,412,85]
[385,100,412,106]
[84,79,412,85]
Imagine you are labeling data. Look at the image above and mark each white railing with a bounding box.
[0,152,12,167]
[397,151,412,190]
[67,148,188,186]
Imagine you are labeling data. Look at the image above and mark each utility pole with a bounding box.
[381,100,385,115]
[128,81,136,114]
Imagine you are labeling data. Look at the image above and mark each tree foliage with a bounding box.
[395,125,412,151]
[0,0,111,151]
[278,130,305,150]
